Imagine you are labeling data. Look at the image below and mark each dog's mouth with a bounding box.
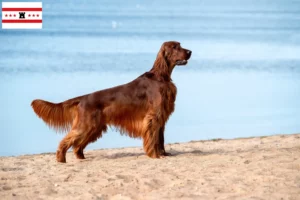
[176,60,188,65]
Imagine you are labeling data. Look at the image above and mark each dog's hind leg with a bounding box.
[57,123,98,162]
[72,131,93,160]
[73,125,107,160]
[56,129,81,163]
[72,109,107,160]
[73,146,85,159]
[56,104,96,163]
[72,135,89,160]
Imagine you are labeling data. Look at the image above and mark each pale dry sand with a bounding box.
[1,134,300,200]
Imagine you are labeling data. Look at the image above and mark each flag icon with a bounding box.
[2,2,42,29]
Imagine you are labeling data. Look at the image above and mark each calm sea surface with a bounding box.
[1,0,300,156]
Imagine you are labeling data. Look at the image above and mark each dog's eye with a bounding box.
[173,46,177,49]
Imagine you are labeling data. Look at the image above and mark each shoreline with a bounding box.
[1,133,298,158]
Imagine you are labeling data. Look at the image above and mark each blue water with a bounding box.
[1,0,300,156]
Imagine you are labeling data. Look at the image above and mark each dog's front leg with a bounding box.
[158,126,171,156]
[142,116,161,158]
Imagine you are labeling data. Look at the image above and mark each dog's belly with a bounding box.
[102,104,148,138]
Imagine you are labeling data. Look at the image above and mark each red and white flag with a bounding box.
[2,2,42,29]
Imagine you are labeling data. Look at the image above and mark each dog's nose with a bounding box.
[187,50,192,55]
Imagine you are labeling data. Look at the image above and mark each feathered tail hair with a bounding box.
[31,96,85,133]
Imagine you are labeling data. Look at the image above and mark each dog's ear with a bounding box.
[158,44,170,58]
[156,45,169,67]
[150,43,172,81]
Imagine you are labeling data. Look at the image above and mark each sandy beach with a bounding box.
[0,134,299,200]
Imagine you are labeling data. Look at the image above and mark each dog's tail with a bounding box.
[31,95,85,133]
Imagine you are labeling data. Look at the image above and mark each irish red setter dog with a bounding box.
[31,41,192,163]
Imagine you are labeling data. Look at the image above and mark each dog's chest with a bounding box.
[161,82,177,116]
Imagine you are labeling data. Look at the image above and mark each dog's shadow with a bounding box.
[86,149,212,160]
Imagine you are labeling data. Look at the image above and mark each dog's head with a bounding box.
[158,41,192,67]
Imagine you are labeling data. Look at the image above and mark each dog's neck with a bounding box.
[150,56,174,82]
